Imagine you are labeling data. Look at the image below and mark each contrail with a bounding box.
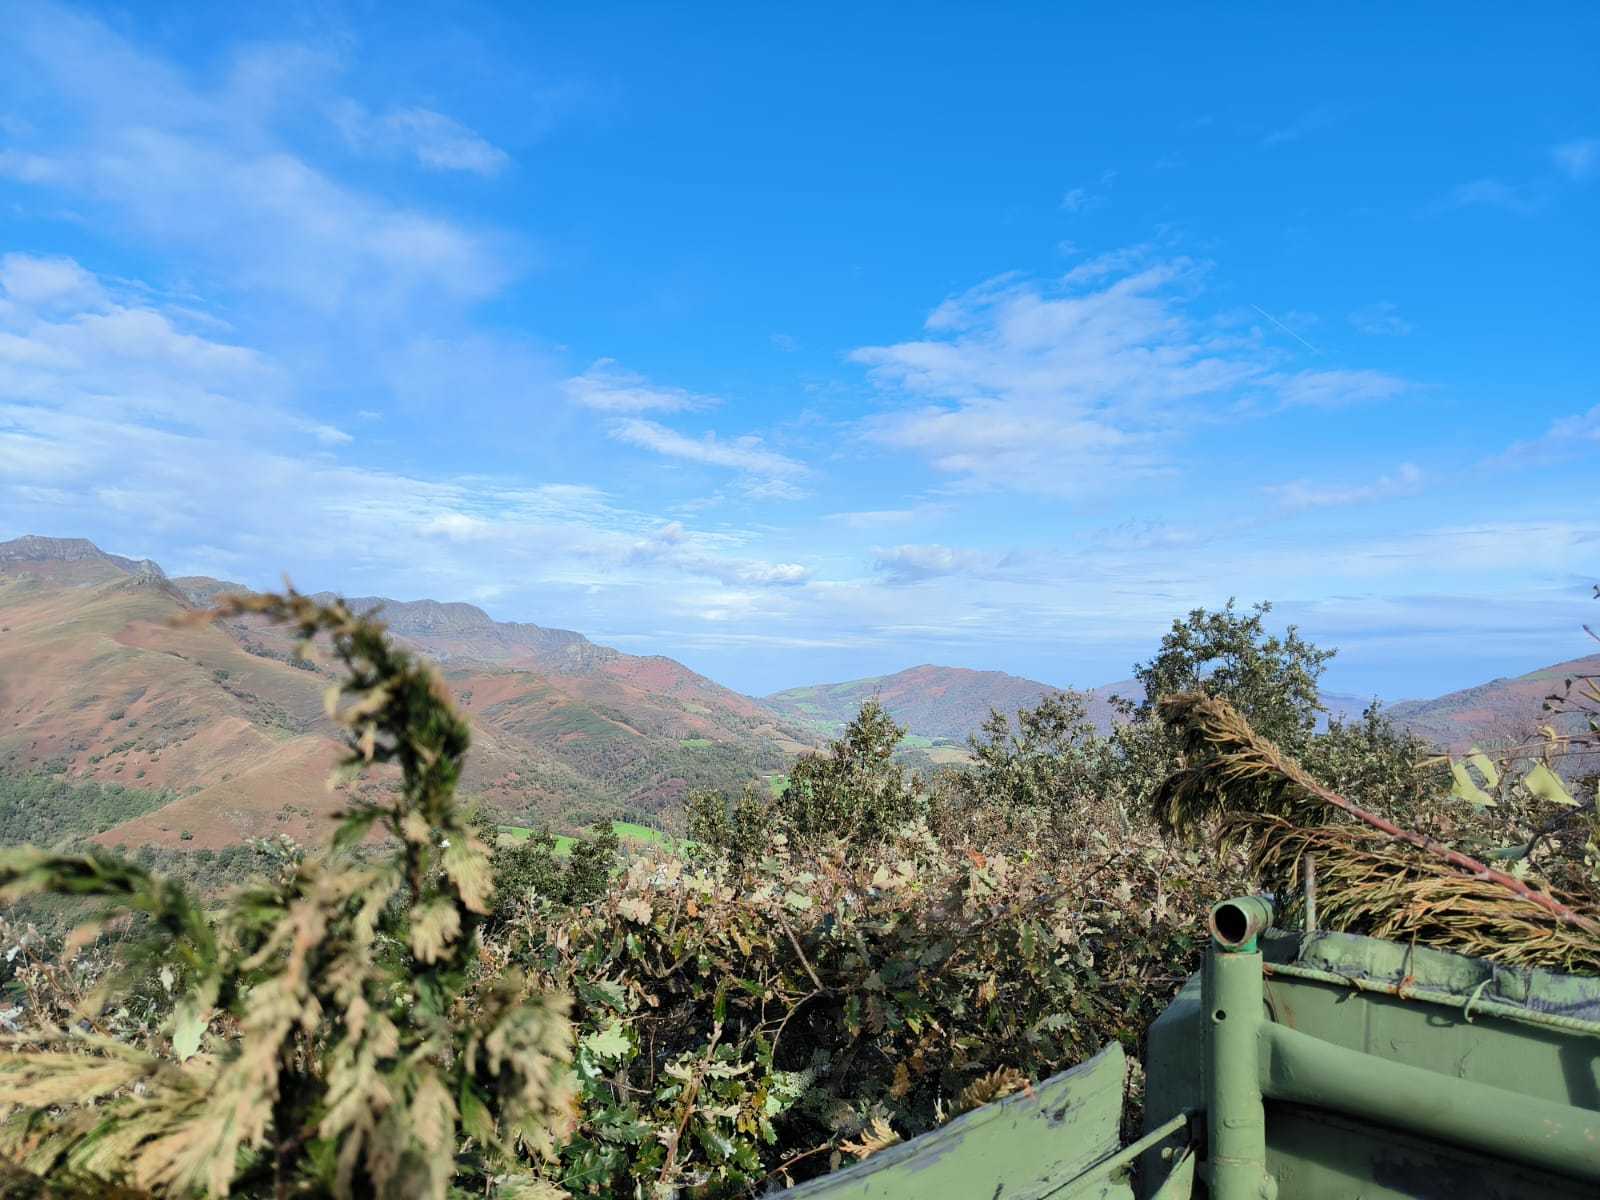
[1251,304,1322,354]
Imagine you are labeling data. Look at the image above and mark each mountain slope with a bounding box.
[1,536,812,849]
[1384,653,1600,751]
[764,665,1145,743]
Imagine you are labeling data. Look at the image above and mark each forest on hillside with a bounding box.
[1,590,1596,1198]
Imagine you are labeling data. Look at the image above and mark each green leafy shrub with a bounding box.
[769,701,922,854]
[503,822,1230,1195]
[0,592,572,1200]
[488,820,621,921]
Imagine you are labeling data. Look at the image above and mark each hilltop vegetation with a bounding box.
[1384,650,1600,750]
[3,586,1597,1198]
[5,534,1585,866]
[0,772,178,847]
[764,663,1141,742]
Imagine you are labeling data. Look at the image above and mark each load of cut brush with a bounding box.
[1154,691,1600,974]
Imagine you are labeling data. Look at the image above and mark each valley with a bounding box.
[3,534,1590,851]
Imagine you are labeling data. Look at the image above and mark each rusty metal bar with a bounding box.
[1302,853,1317,934]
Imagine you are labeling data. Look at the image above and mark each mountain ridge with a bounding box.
[4,535,1589,851]
[765,665,1145,742]
[0,535,811,849]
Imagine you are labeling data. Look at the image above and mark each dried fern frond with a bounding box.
[956,1066,1028,1113]
[1244,816,1600,973]
[0,850,218,996]
[1155,691,1600,942]
[840,1116,900,1161]
[1152,692,1330,835]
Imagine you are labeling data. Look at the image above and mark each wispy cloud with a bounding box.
[564,359,718,412]
[608,418,807,497]
[1552,137,1598,182]
[1444,178,1547,216]
[0,253,106,308]
[827,507,945,529]
[1495,403,1600,466]
[332,101,511,176]
[872,544,1015,584]
[1348,301,1413,336]
[851,253,1410,496]
[625,522,808,586]
[1265,463,1423,511]
[1275,368,1409,408]
[0,256,817,607]
[1262,104,1343,148]
[1059,170,1116,213]
[0,6,513,316]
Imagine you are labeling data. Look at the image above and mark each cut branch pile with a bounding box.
[1155,691,1600,972]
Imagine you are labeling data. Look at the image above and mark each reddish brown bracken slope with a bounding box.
[0,536,813,848]
[1383,652,1600,751]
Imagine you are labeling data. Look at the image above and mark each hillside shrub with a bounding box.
[694,701,923,858]
[0,593,573,1200]
[501,822,1232,1195]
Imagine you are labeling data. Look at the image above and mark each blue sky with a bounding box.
[1,1,1596,700]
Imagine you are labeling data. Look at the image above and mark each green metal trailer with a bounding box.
[789,896,1600,1199]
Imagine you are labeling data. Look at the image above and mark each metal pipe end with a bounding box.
[1209,895,1274,951]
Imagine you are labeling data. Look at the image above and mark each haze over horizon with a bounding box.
[2,2,1595,699]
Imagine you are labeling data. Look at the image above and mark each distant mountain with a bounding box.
[8,533,1586,852]
[761,666,1430,750]
[765,665,1145,744]
[1320,692,1378,728]
[1384,654,1600,751]
[0,536,814,849]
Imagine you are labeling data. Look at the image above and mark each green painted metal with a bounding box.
[794,894,1600,1199]
[786,1041,1134,1199]
[1204,908,1273,1200]
[1145,912,1600,1198]
[1208,894,1274,953]
[1259,1019,1600,1182]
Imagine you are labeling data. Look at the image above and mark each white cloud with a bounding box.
[1262,104,1343,148]
[332,101,511,176]
[1496,404,1600,465]
[827,508,941,529]
[303,422,354,446]
[0,9,512,316]
[608,418,807,492]
[1059,187,1096,213]
[1552,138,1598,182]
[851,255,1409,495]
[0,253,105,308]
[0,258,813,604]
[0,258,292,439]
[1265,463,1423,511]
[872,544,1014,584]
[1445,178,1546,216]
[1348,301,1413,336]
[1275,368,1409,408]
[563,359,717,412]
[1059,170,1116,213]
